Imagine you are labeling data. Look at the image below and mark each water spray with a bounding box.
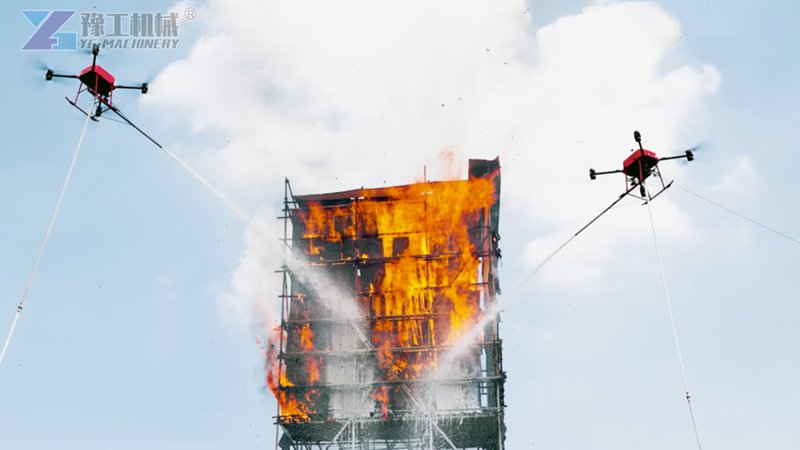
[438,183,637,372]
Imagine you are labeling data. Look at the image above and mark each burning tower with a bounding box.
[270,158,505,449]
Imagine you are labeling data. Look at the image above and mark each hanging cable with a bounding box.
[0,98,96,367]
[645,185,703,450]
[676,184,800,246]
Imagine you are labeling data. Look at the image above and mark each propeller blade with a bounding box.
[24,56,52,74]
[27,67,72,85]
[687,142,707,153]
[79,43,101,55]
[31,58,49,71]
[680,142,707,164]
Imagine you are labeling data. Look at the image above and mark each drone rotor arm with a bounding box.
[589,168,623,180]
[114,82,149,94]
[658,154,691,162]
[46,71,79,81]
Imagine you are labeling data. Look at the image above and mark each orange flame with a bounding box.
[270,166,498,421]
[372,385,390,420]
[266,327,322,421]
[299,323,314,351]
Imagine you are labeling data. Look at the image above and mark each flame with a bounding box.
[307,357,321,385]
[267,366,314,420]
[270,166,498,422]
[364,179,494,413]
[372,385,390,420]
[266,327,322,421]
[299,323,314,351]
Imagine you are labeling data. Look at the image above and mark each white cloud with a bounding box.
[705,155,758,196]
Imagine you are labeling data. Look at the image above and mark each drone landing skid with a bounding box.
[645,180,674,202]
[627,164,673,203]
[64,97,99,122]
[64,96,162,149]
[626,179,673,204]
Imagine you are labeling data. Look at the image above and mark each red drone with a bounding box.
[590,130,694,200]
[45,44,160,148]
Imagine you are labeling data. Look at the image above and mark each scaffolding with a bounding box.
[274,158,506,450]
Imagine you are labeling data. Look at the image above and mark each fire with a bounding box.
[307,357,321,384]
[299,323,314,351]
[269,160,500,422]
[267,366,314,420]
[364,179,494,412]
[266,326,322,421]
[372,385,390,420]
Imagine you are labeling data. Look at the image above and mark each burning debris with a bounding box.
[267,158,506,449]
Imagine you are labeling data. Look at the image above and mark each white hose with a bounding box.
[645,186,703,450]
[0,99,96,367]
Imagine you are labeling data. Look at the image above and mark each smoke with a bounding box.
[145,0,723,314]
[143,0,729,431]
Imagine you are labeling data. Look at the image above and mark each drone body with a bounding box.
[622,148,659,180]
[77,64,115,98]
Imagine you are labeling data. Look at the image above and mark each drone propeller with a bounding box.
[30,58,49,72]
[681,142,707,163]
[78,43,101,56]
[24,58,71,86]
[688,142,706,153]
[25,56,49,74]
[656,142,706,165]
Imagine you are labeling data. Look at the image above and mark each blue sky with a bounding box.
[1,1,799,449]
